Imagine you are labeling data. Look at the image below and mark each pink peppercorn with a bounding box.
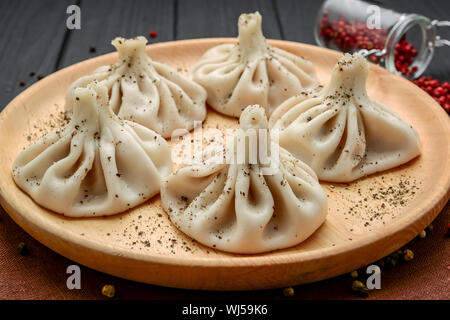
[149,30,158,38]
[412,76,450,113]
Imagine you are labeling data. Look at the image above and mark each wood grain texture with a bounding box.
[0,0,72,109]
[176,0,281,39]
[58,0,174,68]
[1,0,449,111]
[273,0,324,44]
[0,39,448,290]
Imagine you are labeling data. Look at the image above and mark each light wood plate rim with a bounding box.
[0,38,449,287]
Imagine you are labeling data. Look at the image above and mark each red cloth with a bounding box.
[0,202,448,300]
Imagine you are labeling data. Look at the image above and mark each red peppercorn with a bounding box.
[317,14,449,112]
[434,87,445,97]
[149,30,158,38]
[411,76,450,113]
[369,56,379,63]
[19,81,25,86]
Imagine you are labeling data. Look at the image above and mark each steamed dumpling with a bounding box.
[13,83,172,217]
[190,12,317,117]
[269,53,421,182]
[66,36,207,138]
[161,105,327,254]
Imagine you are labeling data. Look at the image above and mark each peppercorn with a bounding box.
[350,270,358,278]
[89,46,96,53]
[283,287,295,297]
[426,224,434,233]
[101,284,115,298]
[411,77,450,113]
[351,280,369,297]
[19,81,25,87]
[390,251,400,261]
[29,72,35,77]
[403,249,414,262]
[419,230,426,239]
[37,75,44,80]
[149,30,158,38]
[385,256,397,269]
[318,15,418,76]
[17,242,29,255]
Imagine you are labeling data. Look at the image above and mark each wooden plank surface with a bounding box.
[58,0,175,68]
[273,0,323,44]
[0,0,72,109]
[176,0,282,39]
[1,0,449,112]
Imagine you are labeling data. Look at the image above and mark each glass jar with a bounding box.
[314,0,450,78]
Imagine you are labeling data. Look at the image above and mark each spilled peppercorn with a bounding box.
[149,30,158,38]
[17,242,29,255]
[351,280,369,297]
[283,287,295,297]
[411,77,450,113]
[101,284,115,298]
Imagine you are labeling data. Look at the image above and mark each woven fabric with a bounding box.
[0,202,448,300]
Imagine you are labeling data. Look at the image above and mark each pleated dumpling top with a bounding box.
[161,105,327,254]
[190,12,317,117]
[13,83,172,217]
[270,53,421,182]
[66,36,207,138]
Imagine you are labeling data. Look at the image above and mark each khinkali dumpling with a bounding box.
[161,105,327,254]
[269,53,421,182]
[66,36,207,138]
[190,12,317,117]
[13,83,172,217]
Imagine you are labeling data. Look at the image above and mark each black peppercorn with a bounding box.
[386,256,397,269]
[17,242,29,255]
[351,280,369,297]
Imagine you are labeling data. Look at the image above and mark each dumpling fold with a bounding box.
[161,105,327,254]
[13,83,172,217]
[269,53,421,182]
[190,12,317,117]
[66,36,207,138]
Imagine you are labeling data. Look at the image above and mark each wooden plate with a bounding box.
[0,39,449,290]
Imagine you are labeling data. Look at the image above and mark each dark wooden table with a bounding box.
[0,0,448,300]
[2,0,450,110]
